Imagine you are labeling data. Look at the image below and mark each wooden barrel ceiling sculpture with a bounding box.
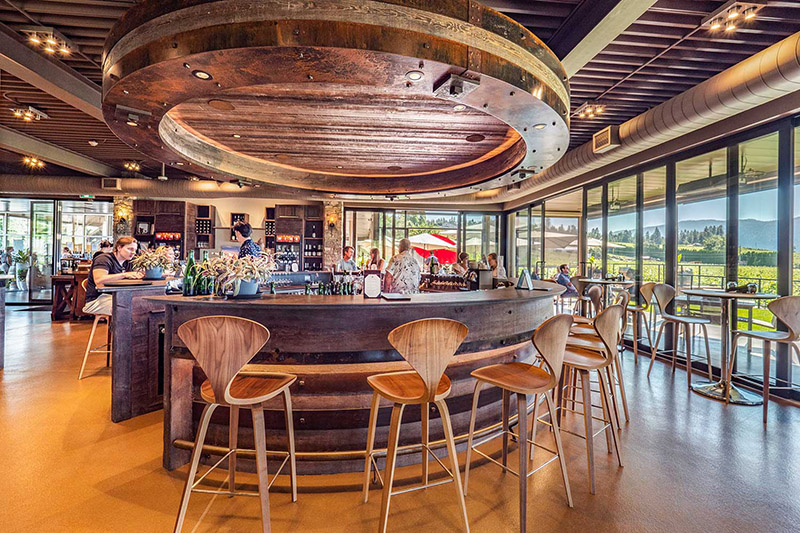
[103,0,570,199]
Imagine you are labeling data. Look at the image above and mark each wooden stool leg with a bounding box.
[648,322,666,377]
[671,322,679,373]
[464,380,484,496]
[251,406,272,533]
[613,354,630,423]
[599,369,614,452]
[228,406,239,496]
[642,312,654,350]
[685,323,693,388]
[501,389,510,472]
[378,403,405,533]
[283,389,298,502]
[545,392,573,507]
[529,392,540,461]
[516,393,528,533]
[763,341,771,425]
[106,317,112,367]
[598,370,624,467]
[362,391,381,503]
[421,402,430,486]
[436,399,470,533]
[174,403,217,533]
[579,369,595,494]
[78,315,102,380]
[633,312,639,363]
[702,324,713,381]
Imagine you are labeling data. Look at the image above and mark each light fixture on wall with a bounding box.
[327,214,337,229]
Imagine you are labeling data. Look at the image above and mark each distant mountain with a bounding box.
[644,218,790,251]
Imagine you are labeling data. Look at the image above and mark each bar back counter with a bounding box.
[151,287,563,473]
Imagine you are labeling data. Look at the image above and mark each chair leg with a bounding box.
[642,312,654,350]
[648,322,666,377]
[228,406,239,496]
[613,354,630,423]
[671,322,679,374]
[579,369,595,494]
[701,324,713,381]
[632,312,639,364]
[421,402,430,486]
[435,399,470,533]
[174,403,218,533]
[685,323,693,389]
[378,403,404,533]
[501,389,510,472]
[599,368,614,451]
[545,392,573,507]
[464,380,484,496]
[763,340,771,426]
[598,369,624,467]
[78,315,102,380]
[283,389,297,502]
[516,393,528,533]
[529,392,540,461]
[251,407,272,533]
[106,317,112,367]
[362,391,381,503]
[726,334,740,404]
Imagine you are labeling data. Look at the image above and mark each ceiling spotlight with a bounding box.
[126,120,138,127]
[175,162,184,166]
[573,101,603,120]
[20,26,74,56]
[596,106,604,114]
[725,22,736,31]
[43,46,55,53]
[45,37,57,45]
[578,112,586,118]
[29,35,40,44]
[59,47,70,55]
[232,134,241,138]
[88,140,99,147]
[11,106,48,122]
[710,18,722,30]
[744,7,756,19]
[405,70,424,81]
[728,7,739,19]
[453,104,467,111]
[192,70,212,80]
[124,161,141,172]
[23,156,45,169]
[188,175,199,182]
[533,123,547,130]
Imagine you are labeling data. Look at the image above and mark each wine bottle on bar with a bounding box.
[182,254,195,296]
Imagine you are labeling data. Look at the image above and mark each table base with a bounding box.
[691,381,763,405]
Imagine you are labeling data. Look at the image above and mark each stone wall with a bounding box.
[323,201,343,269]
[113,196,134,241]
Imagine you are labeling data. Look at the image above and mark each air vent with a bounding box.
[593,126,620,153]
[101,177,121,191]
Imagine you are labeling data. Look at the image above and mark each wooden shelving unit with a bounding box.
[194,205,216,252]
[264,207,276,251]
[133,200,196,259]
[303,205,323,271]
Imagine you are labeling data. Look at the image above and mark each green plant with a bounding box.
[201,252,275,295]
[131,246,174,271]
[13,250,30,264]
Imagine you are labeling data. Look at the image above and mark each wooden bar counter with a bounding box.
[151,287,563,473]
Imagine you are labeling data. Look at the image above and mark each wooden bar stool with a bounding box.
[558,305,624,494]
[175,316,297,533]
[463,314,574,533]
[626,282,656,364]
[362,318,469,533]
[78,279,112,380]
[728,295,800,425]
[647,284,712,387]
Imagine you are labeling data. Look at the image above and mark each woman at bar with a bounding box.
[83,236,142,316]
[234,221,261,258]
[383,238,421,294]
[452,252,470,276]
[365,247,385,271]
[488,252,507,278]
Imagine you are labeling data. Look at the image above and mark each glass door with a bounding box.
[29,201,55,303]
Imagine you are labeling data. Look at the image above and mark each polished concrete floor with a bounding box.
[1,308,799,532]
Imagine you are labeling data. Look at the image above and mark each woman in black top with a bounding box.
[92,240,113,260]
[83,236,142,316]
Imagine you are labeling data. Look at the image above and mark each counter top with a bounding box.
[148,286,563,308]
[98,280,169,293]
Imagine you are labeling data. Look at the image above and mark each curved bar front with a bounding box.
[151,287,563,473]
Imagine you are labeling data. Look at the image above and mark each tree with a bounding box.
[703,234,725,252]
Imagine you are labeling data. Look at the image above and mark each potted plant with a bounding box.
[202,252,275,297]
[131,246,174,279]
[13,249,30,291]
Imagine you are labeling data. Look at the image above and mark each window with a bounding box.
[531,205,542,277]
[585,187,602,278]
[511,208,529,276]
[59,201,113,257]
[606,176,637,282]
[464,213,500,262]
[643,167,666,283]
[543,189,582,279]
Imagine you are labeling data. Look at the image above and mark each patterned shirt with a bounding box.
[385,250,421,294]
[238,239,261,258]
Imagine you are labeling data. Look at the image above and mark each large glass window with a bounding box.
[510,208,529,276]
[59,200,113,258]
[544,189,582,279]
[643,167,666,283]
[464,213,500,263]
[585,187,602,278]
[531,205,542,277]
[606,176,637,281]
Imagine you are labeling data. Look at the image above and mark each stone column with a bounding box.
[323,201,343,270]
[113,196,134,241]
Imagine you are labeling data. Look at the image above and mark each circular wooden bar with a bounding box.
[152,287,563,474]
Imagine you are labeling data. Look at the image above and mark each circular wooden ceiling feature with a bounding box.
[103,0,570,199]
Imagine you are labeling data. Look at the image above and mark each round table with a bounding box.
[579,278,635,307]
[681,289,778,405]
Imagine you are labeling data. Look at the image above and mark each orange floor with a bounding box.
[1,307,799,532]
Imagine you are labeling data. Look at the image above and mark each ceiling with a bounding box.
[0,0,799,192]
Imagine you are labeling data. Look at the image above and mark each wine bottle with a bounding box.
[182,254,195,296]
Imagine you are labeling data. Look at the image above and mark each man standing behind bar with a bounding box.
[383,238,421,294]
[234,221,261,258]
[335,245,358,272]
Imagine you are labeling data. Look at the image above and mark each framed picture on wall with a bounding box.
[136,221,151,235]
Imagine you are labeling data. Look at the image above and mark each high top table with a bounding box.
[681,289,778,405]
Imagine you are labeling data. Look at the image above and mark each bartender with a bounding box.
[83,236,142,316]
[233,221,261,258]
[383,238,421,294]
[452,252,469,276]
[488,253,507,278]
[335,245,358,272]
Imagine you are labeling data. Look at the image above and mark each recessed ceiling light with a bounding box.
[126,120,138,127]
[453,104,466,111]
[232,134,241,138]
[725,22,736,31]
[188,175,199,181]
[405,70,424,81]
[43,46,55,54]
[466,134,485,142]
[336,165,343,169]
[29,35,40,44]
[533,123,547,130]
[175,162,184,166]
[388,166,403,171]
[710,18,722,30]
[88,140,99,146]
[727,7,739,19]
[192,70,212,80]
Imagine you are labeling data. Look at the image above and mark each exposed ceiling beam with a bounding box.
[548,0,659,78]
[0,124,117,176]
[0,22,102,120]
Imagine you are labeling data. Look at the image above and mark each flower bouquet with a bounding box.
[131,246,174,279]
[201,252,275,297]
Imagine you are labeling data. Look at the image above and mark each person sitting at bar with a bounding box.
[61,246,73,259]
[335,245,358,272]
[365,247,385,271]
[234,221,261,258]
[83,236,142,316]
[488,252,507,278]
[383,238,421,294]
[554,263,578,297]
[92,240,113,260]
[452,252,470,276]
